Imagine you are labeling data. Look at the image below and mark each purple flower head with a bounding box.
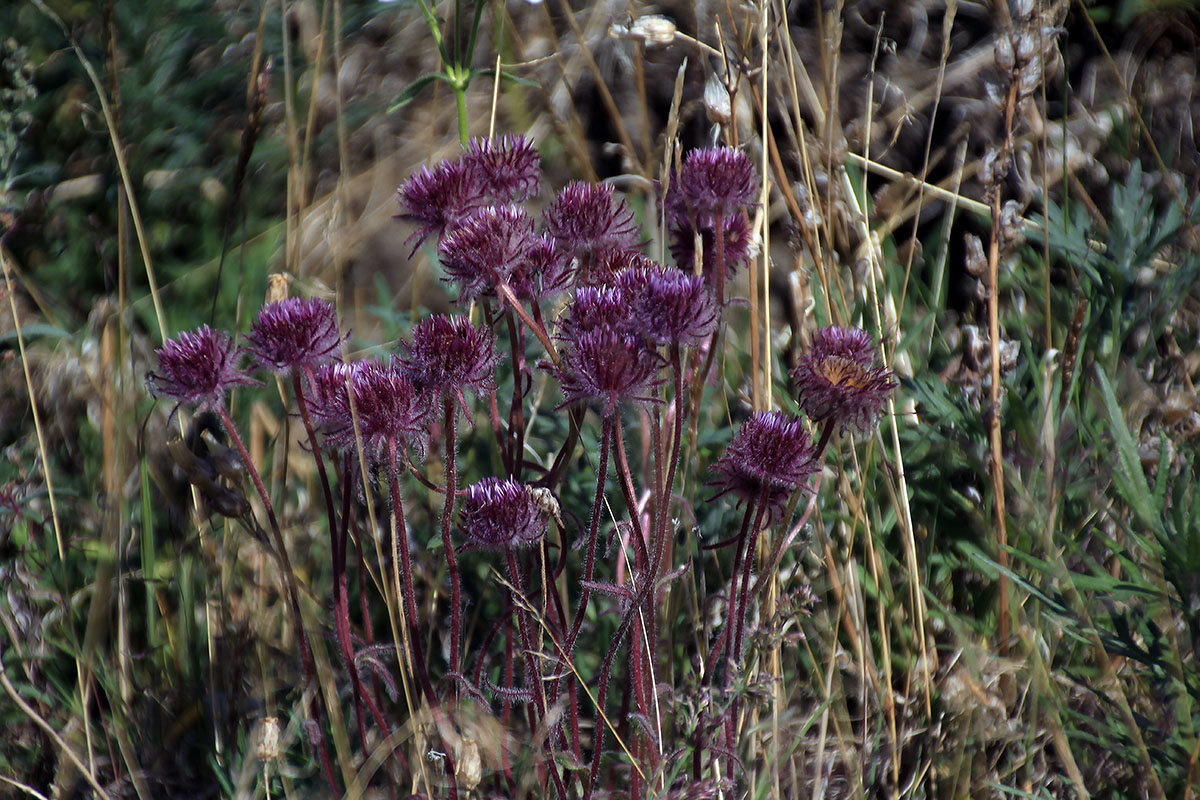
[558,285,630,341]
[555,327,663,417]
[245,297,344,374]
[459,477,548,551]
[791,326,897,433]
[438,205,538,304]
[678,146,758,222]
[577,248,657,288]
[308,361,357,433]
[668,208,755,280]
[509,233,572,303]
[710,410,818,516]
[149,325,258,411]
[326,358,432,466]
[461,134,541,204]
[395,160,486,255]
[544,181,640,262]
[401,315,496,419]
[615,263,718,347]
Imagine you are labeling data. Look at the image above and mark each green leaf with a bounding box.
[387,72,450,113]
[1094,364,1163,536]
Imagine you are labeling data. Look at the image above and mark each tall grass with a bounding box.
[2,1,1199,799]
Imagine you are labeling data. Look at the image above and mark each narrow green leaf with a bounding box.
[387,72,449,113]
[1094,364,1163,535]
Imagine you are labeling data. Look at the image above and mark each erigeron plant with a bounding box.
[148,134,896,798]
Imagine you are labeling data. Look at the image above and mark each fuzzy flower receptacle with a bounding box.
[710,410,818,519]
[792,326,897,434]
[245,297,344,374]
[149,325,258,411]
[459,477,548,551]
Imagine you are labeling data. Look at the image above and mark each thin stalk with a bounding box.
[440,395,464,684]
[384,435,459,800]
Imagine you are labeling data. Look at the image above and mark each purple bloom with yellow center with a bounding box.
[459,477,548,551]
[710,410,818,516]
[149,325,258,412]
[245,297,344,374]
[791,326,897,433]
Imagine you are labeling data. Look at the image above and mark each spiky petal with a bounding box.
[438,205,539,304]
[555,327,663,417]
[543,181,640,263]
[401,315,496,418]
[459,477,548,551]
[324,358,431,467]
[461,134,542,204]
[149,325,258,411]
[615,263,718,347]
[791,326,896,433]
[677,146,758,222]
[395,160,486,254]
[245,297,344,374]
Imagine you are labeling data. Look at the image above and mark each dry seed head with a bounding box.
[629,15,677,46]
[704,73,731,125]
[256,716,282,762]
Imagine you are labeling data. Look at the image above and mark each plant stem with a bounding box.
[440,395,463,688]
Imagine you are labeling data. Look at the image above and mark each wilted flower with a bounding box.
[461,134,541,204]
[710,411,817,517]
[459,477,548,550]
[438,205,539,303]
[395,159,486,254]
[401,315,496,417]
[543,181,640,263]
[791,326,897,433]
[149,325,258,411]
[556,327,663,417]
[245,297,344,374]
[325,358,431,466]
[615,263,717,347]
